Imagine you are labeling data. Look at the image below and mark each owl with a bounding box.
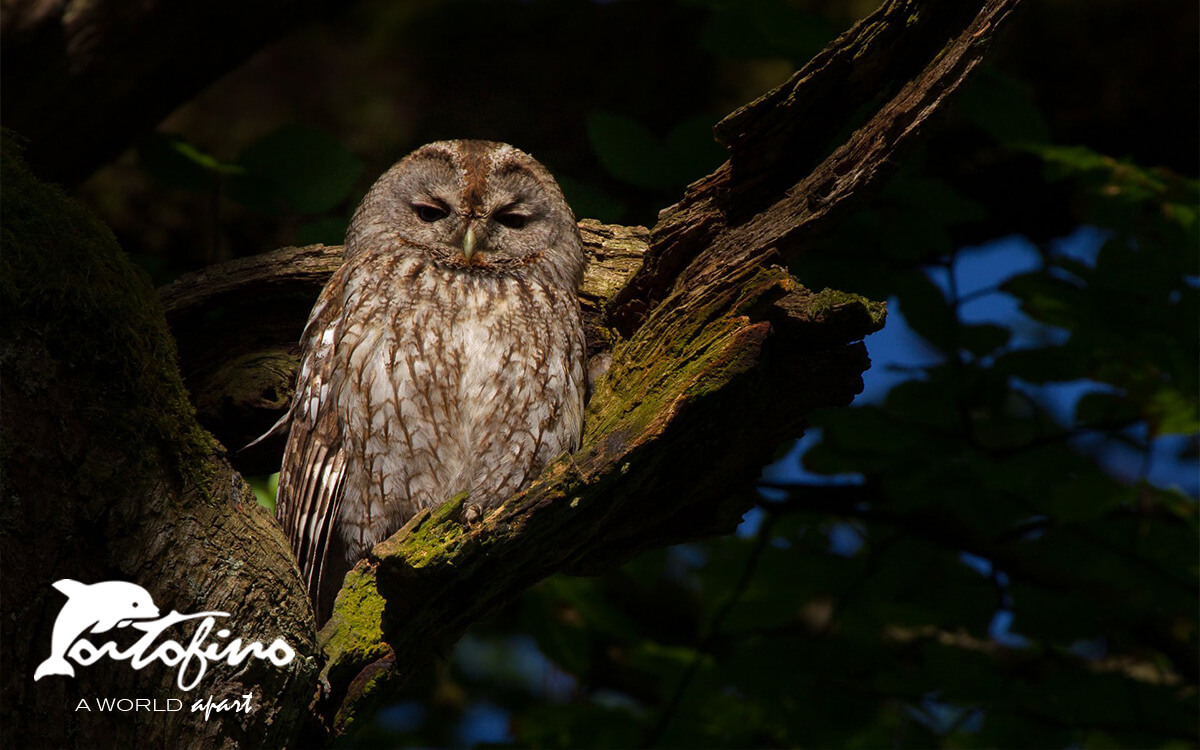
[274,140,587,624]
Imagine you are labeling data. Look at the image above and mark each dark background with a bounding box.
[18,0,1200,746]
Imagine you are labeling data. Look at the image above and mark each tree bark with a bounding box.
[0,136,319,748]
[0,0,1023,745]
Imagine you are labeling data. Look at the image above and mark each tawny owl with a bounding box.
[274,140,587,623]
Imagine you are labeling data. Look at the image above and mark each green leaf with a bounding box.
[698,0,834,63]
[960,322,1012,356]
[625,642,708,700]
[993,345,1088,383]
[295,216,350,246]
[1148,388,1200,436]
[513,704,644,749]
[586,111,676,190]
[226,172,285,214]
[238,124,363,214]
[804,406,910,475]
[664,114,726,186]
[555,175,629,223]
[886,174,988,226]
[1001,271,1085,329]
[586,112,723,192]
[137,133,242,191]
[245,473,278,512]
[1046,467,1132,522]
[1073,390,1137,427]
[894,270,958,351]
[884,376,965,431]
[540,576,644,643]
[956,68,1051,144]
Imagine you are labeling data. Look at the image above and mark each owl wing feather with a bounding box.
[277,267,354,621]
[284,433,347,617]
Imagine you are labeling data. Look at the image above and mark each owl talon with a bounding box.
[463,503,484,526]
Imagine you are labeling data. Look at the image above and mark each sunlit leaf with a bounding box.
[1148,388,1200,437]
[137,133,242,191]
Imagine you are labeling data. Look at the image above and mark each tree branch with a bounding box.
[609,0,1025,335]
[303,0,1020,734]
[159,221,652,475]
[4,0,1026,744]
[757,481,1200,683]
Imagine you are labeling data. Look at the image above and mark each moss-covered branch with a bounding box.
[2,0,1022,744]
[158,221,653,475]
[308,0,1020,732]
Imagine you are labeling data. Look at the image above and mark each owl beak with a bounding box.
[461,225,477,261]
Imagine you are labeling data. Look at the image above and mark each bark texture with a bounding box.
[0,135,320,748]
[0,0,1023,745]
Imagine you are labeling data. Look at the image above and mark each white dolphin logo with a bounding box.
[34,579,160,681]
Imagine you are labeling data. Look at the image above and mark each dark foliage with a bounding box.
[5,0,1195,747]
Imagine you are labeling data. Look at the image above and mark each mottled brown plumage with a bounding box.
[274,141,587,623]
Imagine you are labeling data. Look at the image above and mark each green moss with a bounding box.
[583,265,793,444]
[0,131,218,500]
[371,492,470,569]
[333,663,394,734]
[320,563,415,736]
[809,287,888,325]
[321,492,481,710]
[319,564,389,674]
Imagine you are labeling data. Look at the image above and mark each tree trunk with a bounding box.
[0,0,1023,745]
[0,136,319,748]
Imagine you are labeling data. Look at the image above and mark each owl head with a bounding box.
[345,140,585,288]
